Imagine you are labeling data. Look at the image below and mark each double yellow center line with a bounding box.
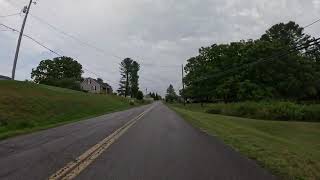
[49,105,155,180]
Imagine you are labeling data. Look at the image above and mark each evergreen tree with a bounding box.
[118,58,133,97]
[130,61,140,98]
[165,84,178,102]
[117,58,140,98]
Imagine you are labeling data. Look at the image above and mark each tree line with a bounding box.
[31,56,145,100]
[182,21,320,103]
[148,92,162,100]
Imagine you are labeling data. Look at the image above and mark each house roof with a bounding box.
[100,82,112,89]
[0,75,11,80]
[83,77,112,89]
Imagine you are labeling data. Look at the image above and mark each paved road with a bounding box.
[0,102,275,180]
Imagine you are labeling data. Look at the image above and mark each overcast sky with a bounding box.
[1,0,320,95]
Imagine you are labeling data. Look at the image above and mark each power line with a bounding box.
[0,23,62,56]
[1,22,176,90]
[29,14,123,61]
[303,18,320,29]
[7,2,123,63]
[0,23,118,85]
[0,13,21,18]
[29,14,182,68]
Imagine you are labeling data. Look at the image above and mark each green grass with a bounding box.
[170,104,320,180]
[0,80,144,139]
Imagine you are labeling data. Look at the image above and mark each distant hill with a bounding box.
[0,81,135,139]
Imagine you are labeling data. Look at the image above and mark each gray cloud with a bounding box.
[1,0,320,96]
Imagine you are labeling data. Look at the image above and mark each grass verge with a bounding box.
[0,81,146,140]
[178,102,320,122]
[170,104,320,180]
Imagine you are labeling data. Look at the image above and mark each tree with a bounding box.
[147,92,161,100]
[154,93,162,100]
[130,61,140,98]
[136,90,144,100]
[31,56,83,90]
[183,21,320,102]
[117,58,140,98]
[118,58,133,97]
[165,84,178,102]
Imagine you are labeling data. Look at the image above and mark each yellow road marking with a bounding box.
[49,105,155,180]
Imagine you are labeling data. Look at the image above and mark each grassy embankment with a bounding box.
[0,80,144,139]
[170,103,320,180]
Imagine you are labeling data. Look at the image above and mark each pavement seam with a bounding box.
[48,104,155,180]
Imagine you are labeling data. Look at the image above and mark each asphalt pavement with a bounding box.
[0,102,275,180]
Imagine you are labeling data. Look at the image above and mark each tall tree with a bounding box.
[117,58,140,98]
[136,90,144,100]
[165,84,178,102]
[118,58,133,97]
[130,61,140,98]
[31,56,83,90]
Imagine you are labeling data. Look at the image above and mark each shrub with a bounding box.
[129,100,135,105]
[136,91,144,100]
[206,101,320,122]
[0,116,8,127]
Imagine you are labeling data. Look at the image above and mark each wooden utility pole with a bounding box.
[12,0,33,80]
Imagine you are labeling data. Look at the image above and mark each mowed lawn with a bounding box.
[0,81,138,139]
[171,104,320,180]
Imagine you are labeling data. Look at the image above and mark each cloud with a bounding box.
[1,0,319,96]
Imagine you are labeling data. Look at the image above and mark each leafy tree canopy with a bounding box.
[31,56,83,90]
[184,21,320,102]
[136,90,144,100]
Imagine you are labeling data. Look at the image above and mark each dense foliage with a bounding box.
[136,90,144,100]
[205,101,320,122]
[117,58,141,98]
[31,56,83,90]
[183,21,320,102]
[165,84,178,102]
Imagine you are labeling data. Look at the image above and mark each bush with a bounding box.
[0,116,8,127]
[129,100,135,105]
[136,91,144,100]
[42,78,81,91]
[206,101,320,122]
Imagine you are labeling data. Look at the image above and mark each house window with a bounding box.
[94,86,96,90]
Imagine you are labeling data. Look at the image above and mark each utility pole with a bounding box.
[182,64,186,106]
[11,0,33,80]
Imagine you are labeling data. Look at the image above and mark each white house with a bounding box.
[80,78,113,94]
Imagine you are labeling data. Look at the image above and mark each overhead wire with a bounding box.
[0,22,118,85]
[0,12,21,18]
[28,14,182,68]
[303,18,320,29]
